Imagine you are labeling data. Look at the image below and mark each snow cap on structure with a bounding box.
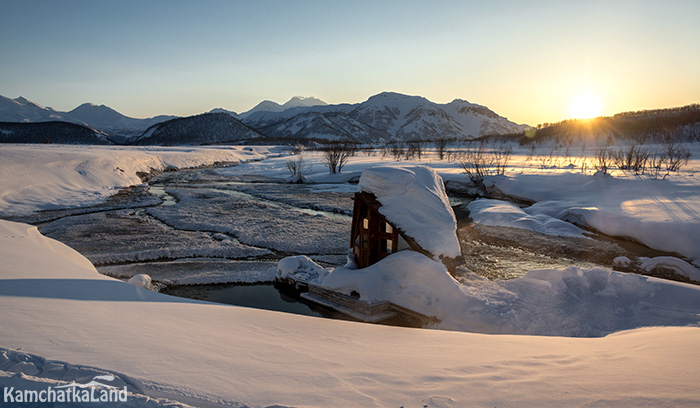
[358,166,461,259]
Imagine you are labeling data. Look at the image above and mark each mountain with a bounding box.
[257,111,392,143]
[132,112,264,146]
[0,121,110,144]
[208,107,239,117]
[0,96,81,124]
[67,103,177,141]
[243,91,529,143]
[238,96,328,119]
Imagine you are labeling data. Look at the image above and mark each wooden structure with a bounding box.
[350,191,463,271]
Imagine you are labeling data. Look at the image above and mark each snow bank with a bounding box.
[640,256,700,281]
[3,219,700,407]
[358,166,461,258]
[0,144,279,215]
[490,172,700,264]
[467,198,588,238]
[279,251,700,337]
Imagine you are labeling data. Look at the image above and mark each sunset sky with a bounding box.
[1,0,698,125]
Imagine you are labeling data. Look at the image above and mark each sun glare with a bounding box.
[569,94,602,119]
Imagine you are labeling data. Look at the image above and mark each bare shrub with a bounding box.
[390,143,405,161]
[460,143,512,194]
[663,139,691,173]
[492,143,513,175]
[435,139,448,160]
[322,144,353,174]
[286,155,307,183]
[612,144,650,174]
[594,145,612,175]
[648,150,665,179]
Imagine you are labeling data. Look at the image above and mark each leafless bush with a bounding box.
[612,144,650,174]
[460,143,512,193]
[390,143,405,161]
[594,145,612,175]
[286,155,307,183]
[648,150,665,179]
[460,144,492,192]
[663,139,691,173]
[435,139,448,160]
[405,141,423,160]
[322,144,353,174]
[492,143,513,175]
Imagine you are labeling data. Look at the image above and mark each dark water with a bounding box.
[164,283,324,318]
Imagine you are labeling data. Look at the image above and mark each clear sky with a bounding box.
[1,0,698,125]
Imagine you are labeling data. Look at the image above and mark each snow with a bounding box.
[488,170,700,264]
[0,144,281,216]
[3,219,700,407]
[127,274,152,289]
[640,256,700,281]
[358,166,461,259]
[467,198,589,238]
[279,251,700,337]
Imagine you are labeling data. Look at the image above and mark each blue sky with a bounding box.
[1,0,698,125]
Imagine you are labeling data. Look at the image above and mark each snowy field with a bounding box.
[2,143,700,406]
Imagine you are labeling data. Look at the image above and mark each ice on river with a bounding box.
[39,209,271,264]
[147,187,351,254]
[99,258,279,285]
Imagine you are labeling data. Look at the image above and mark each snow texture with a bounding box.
[280,251,700,337]
[3,219,700,407]
[147,187,350,254]
[467,198,589,238]
[358,166,461,258]
[490,171,700,264]
[0,144,279,216]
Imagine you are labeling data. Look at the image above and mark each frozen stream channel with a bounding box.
[7,165,676,320]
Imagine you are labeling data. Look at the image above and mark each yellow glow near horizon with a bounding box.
[569,93,602,119]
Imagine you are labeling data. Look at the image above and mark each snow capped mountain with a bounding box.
[0,95,176,142]
[1,93,528,145]
[258,111,391,143]
[348,91,527,140]
[132,112,264,146]
[239,96,328,118]
[245,91,529,143]
[0,96,81,124]
[67,103,177,141]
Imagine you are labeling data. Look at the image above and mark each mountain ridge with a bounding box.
[0,92,530,144]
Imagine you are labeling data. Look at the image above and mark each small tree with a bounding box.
[322,143,352,174]
[435,139,448,160]
[286,154,307,183]
[594,145,611,175]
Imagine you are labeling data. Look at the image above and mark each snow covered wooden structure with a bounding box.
[350,166,464,271]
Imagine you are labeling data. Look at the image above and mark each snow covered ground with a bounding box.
[2,220,700,407]
[2,143,700,406]
[0,144,282,216]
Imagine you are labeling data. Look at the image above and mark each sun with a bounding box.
[569,93,602,119]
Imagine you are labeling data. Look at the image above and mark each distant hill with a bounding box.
[0,95,176,142]
[531,104,700,143]
[132,112,264,145]
[0,121,110,144]
[68,103,177,141]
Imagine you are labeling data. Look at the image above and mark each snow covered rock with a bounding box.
[640,256,700,282]
[127,274,152,289]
